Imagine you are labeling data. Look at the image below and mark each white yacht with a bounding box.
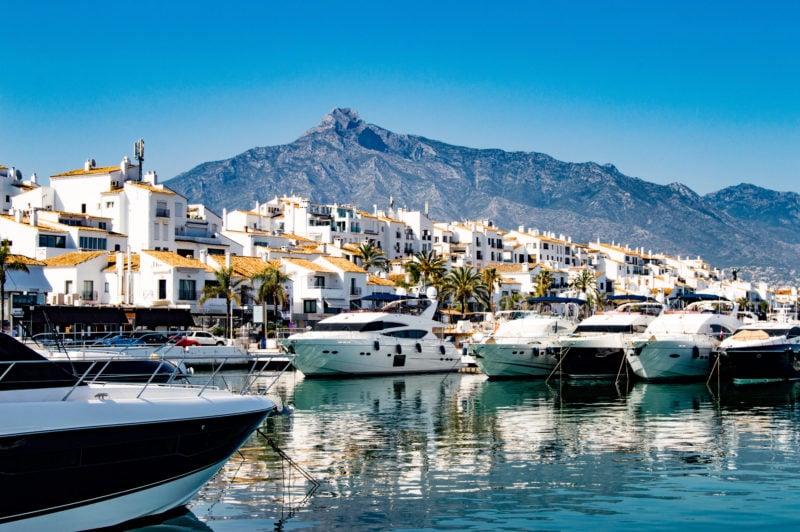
[717,321,800,383]
[469,297,583,379]
[556,298,663,380]
[626,295,742,381]
[280,288,462,377]
[0,333,275,531]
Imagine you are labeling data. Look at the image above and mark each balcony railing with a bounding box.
[155,208,171,218]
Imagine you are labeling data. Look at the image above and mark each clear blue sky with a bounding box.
[2,1,798,195]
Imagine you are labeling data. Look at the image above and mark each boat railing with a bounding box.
[5,340,294,401]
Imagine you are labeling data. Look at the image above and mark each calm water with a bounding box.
[134,372,800,531]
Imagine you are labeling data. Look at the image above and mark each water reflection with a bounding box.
[171,373,800,530]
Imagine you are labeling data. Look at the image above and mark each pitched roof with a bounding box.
[321,256,367,273]
[141,250,212,271]
[51,165,124,177]
[368,275,395,287]
[9,254,45,266]
[210,255,272,277]
[282,257,335,273]
[126,182,177,195]
[43,251,107,267]
[104,253,141,272]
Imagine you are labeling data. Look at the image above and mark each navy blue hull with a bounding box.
[558,347,630,379]
[720,345,800,381]
[0,409,269,524]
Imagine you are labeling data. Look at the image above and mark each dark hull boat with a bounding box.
[0,334,275,531]
[718,322,800,383]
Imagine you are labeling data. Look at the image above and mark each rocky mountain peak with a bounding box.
[307,107,364,135]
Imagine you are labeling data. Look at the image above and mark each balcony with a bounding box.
[350,286,362,296]
[155,208,171,218]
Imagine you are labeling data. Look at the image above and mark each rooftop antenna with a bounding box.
[134,138,145,181]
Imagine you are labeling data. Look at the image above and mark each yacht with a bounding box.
[469,297,583,379]
[0,333,275,531]
[717,321,800,383]
[280,288,462,377]
[626,295,742,381]
[555,297,663,380]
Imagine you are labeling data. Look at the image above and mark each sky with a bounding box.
[2,1,798,195]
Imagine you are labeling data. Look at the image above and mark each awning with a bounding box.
[135,308,195,328]
[324,298,348,309]
[28,306,129,326]
[6,268,52,293]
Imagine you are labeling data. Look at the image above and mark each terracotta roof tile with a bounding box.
[43,251,107,267]
[141,250,212,271]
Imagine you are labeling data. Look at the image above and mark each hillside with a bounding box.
[167,108,800,284]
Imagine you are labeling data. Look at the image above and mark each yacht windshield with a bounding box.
[381,298,432,315]
[574,324,638,334]
[314,321,406,333]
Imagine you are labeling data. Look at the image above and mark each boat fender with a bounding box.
[396,344,402,354]
[374,340,380,351]
[439,345,446,355]
[416,343,422,353]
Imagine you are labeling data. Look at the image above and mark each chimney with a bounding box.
[29,208,38,226]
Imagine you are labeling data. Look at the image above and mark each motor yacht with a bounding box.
[469,297,583,379]
[280,288,462,377]
[0,333,275,531]
[717,321,800,383]
[555,298,663,380]
[626,295,742,381]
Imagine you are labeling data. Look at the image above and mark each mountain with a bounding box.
[167,108,800,284]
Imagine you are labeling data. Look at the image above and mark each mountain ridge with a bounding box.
[167,108,800,285]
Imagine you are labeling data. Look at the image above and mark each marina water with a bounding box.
[135,372,800,530]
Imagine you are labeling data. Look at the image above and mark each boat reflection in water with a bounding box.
[171,372,800,530]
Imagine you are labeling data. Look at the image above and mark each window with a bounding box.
[178,279,196,300]
[104,282,109,294]
[39,234,66,248]
[303,300,317,314]
[79,236,107,250]
[65,280,73,294]
[82,280,94,301]
[313,276,325,288]
[81,203,86,214]
[153,222,159,241]
[158,279,167,300]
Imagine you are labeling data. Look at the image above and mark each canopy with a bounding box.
[526,296,586,305]
[359,293,405,302]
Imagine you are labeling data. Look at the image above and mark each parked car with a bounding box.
[103,332,172,346]
[169,334,201,347]
[180,331,227,346]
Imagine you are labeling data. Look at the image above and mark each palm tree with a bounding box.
[499,293,523,311]
[440,266,490,320]
[199,265,245,340]
[532,269,553,297]
[355,242,387,272]
[571,269,599,308]
[0,239,28,333]
[251,263,292,338]
[405,249,446,291]
[481,267,500,317]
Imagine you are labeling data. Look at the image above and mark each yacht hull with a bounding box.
[470,343,557,379]
[286,336,462,377]
[627,339,714,381]
[0,385,273,530]
[720,345,800,383]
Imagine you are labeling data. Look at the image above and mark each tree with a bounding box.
[199,265,245,340]
[405,249,446,290]
[571,269,599,308]
[251,263,292,338]
[0,239,28,334]
[499,292,523,311]
[440,266,490,320]
[481,267,500,316]
[532,269,553,297]
[355,242,387,272]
